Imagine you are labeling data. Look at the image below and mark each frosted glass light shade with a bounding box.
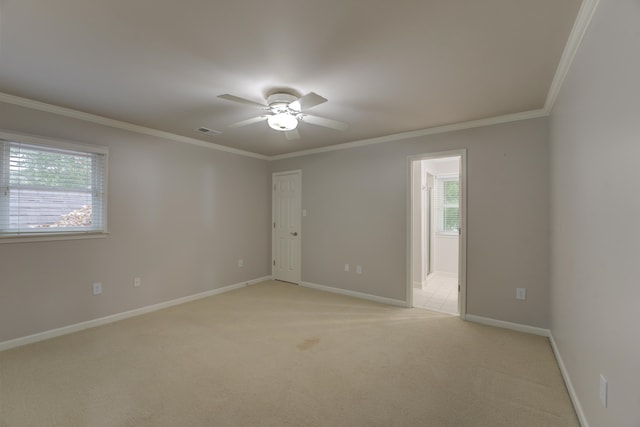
[267,113,298,131]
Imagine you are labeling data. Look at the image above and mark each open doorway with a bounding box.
[409,151,466,317]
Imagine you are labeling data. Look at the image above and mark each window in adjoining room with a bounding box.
[435,174,459,235]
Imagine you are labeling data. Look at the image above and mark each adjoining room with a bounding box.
[411,155,462,315]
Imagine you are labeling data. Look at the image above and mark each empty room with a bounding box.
[0,1,638,426]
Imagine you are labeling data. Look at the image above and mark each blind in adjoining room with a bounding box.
[435,174,459,234]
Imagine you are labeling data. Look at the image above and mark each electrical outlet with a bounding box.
[599,374,608,407]
[344,264,350,272]
[238,259,244,268]
[134,277,141,288]
[92,282,102,295]
[356,265,362,275]
[516,288,526,300]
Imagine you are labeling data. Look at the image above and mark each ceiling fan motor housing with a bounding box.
[267,93,299,113]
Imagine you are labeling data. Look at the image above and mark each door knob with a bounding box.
[291,232,298,236]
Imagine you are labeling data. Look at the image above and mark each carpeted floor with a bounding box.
[0,281,578,426]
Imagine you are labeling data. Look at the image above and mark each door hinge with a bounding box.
[273,259,276,266]
[458,284,461,292]
[273,222,276,229]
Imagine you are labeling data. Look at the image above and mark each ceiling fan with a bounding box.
[217,91,348,140]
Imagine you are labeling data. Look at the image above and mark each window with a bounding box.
[435,174,459,235]
[0,132,107,239]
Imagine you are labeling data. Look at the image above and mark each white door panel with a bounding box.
[273,171,301,283]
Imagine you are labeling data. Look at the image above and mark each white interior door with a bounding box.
[272,171,301,284]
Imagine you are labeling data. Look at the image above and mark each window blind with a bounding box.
[0,138,107,236]
[435,174,459,234]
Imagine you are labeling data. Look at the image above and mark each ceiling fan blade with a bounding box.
[218,94,267,108]
[228,115,269,128]
[284,129,300,140]
[289,92,327,111]
[301,114,348,131]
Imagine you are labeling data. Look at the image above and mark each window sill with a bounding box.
[0,232,109,244]
[436,232,459,238]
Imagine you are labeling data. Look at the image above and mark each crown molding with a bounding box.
[271,0,600,162]
[270,109,548,161]
[0,92,269,160]
[544,0,600,112]
[0,1,598,162]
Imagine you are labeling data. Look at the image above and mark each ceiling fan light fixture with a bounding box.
[268,113,298,131]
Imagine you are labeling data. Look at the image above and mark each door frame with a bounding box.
[407,150,467,319]
[272,170,302,284]
[424,170,434,277]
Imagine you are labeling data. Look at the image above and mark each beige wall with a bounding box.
[0,102,272,343]
[272,117,550,327]
[549,1,640,426]
[0,103,551,342]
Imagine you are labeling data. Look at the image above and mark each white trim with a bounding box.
[544,0,600,112]
[464,316,588,424]
[549,332,590,427]
[300,281,407,307]
[0,129,108,154]
[0,92,547,162]
[455,152,467,320]
[431,271,457,279]
[465,314,550,337]
[0,92,268,161]
[435,232,459,238]
[0,232,108,244]
[271,110,547,160]
[0,276,271,352]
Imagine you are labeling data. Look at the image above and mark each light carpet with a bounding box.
[0,280,578,426]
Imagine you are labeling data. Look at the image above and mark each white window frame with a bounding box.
[0,130,108,243]
[435,174,459,236]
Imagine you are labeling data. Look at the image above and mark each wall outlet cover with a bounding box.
[92,282,102,295]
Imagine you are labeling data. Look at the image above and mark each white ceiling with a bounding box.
[0,0,582,157]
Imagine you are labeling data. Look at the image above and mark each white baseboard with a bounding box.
[412,280,425,289]
[300,281,408,307]
[549,332,589,427]
[465,314,550,337]
[465,316,587,425]
[432,271,457,278]
[0,276,271,352]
